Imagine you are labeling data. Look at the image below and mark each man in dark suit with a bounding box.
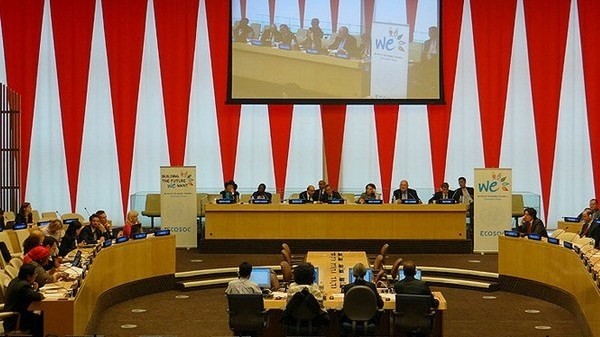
[577,199,599,221]
[393,260,438,309]
[517,207,547,237]
[584,212,600,247]
[452,176,474,204]
[313,180,327,202]
[428,182,454,204]
[342,263,383,324]
[299,185,316,202]
[317,184,342,202]
[328,26,357,57]
[78,214,108,244]
[392,180,421,203]
[233,18,253,42]
[579,209,593,237]
[3,264,44,336]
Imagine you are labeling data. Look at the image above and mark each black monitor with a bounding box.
[249,267,271,288]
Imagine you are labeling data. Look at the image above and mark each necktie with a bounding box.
[402,192,407,200]
[580,222,589,237]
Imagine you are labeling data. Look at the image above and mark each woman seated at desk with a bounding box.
[357,183,380,204]
[251,183,272,202]
[23,246,68,287]
[220,180,240,202]
[121,210,143,239]
[58,220,84,257]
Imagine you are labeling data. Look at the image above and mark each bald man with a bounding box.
[299,185,316,202]
[392,180,421,203]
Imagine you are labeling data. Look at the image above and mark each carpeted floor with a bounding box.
[91,250,583,337]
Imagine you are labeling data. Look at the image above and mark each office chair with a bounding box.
[372,255,384,273]
[40,211,58,220]
[141,194,161,229]
[511,194,524,227]
[281,249,292,266]
[280,261,293,286]
[390,258,404,281]
[282,289,328,336]
[3,265,18,279]
[340,285,380,336]
[281,243,303,264]
[368,243,389,261]
[226,293,268,336]
[393,294,436,337]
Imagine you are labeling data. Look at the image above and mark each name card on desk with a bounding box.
[252,199,271,204]
[306,48,319,54]
[133,232,148,240]
[37,220,50,227]
[527,233,541,241]
[216,199,235,204]
[563,217,580,222]
[278,44,291,50]
[250,40,262,46]
[547,237,559,245]
[116,236,129,244]
[504,230,519,237]
[13,223,27,230]
[437,199,457,204]
[327,199,345,204]
[365,199,383,204]
[289,199,308,204]
[154,229,170,236]
[563,241,573,250]
[401,199,418,204]
[103,240,112,248]
[335,51,350,59]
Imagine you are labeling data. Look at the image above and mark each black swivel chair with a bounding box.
[226,293,269,336]
[281,289,328,336]
[393,294,436,337]
[340,285,381,336]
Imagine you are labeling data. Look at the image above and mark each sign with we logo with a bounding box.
[474,168,512,252]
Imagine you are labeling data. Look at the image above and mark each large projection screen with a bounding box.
[229,0,442,104]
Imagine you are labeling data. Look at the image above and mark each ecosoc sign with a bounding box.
[474,168,512,253]
[163,226,192,233]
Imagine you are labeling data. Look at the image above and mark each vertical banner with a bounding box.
[370,22,410,98]
[160,166,197,248]
[474,168,512,252]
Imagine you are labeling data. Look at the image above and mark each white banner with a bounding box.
[370,22,410,98]
[474,168,512,253]
[160,166,197,248]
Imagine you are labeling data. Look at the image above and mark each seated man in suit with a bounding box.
[260,23,278,46]
[392,180,421,203]
[233,18,253,42]
[393,260,439,309]
[317,184,342,202]
[328,26,357,57]
[251,183,272,202]
[313,180,328,202]
[583,210,600,247]
[428,182,454,204]
[577,198,599,221]
[225,262,262,295]
[516,207,547,237]
[78,214,107,244]
[276,24,297,48]
[452,176,474,204]
[3,264,44,337]
[299,185,316,202]
[579,209,594,237]
[301,18,324,51]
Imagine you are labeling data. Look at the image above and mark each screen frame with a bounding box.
[227,0,444,105]
[249,267,272,288]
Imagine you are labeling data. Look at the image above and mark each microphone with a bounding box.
[55,210,62,219]
[84,207,91,217]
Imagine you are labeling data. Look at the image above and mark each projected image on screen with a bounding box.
[230,0,440,102]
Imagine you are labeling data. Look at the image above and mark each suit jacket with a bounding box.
[251,191,272,201]
[58,234,77,257]
[428,190,455,204]
[317,191,343,202]
[342,278,383,309]
[392,188,421,203]
[3,277,43,332]
[587,220,600,247]
[517,218,548,237]
[299,191,315,202]
[329,34,357,57]
[452,187,474,202]
[421,38,439,63]
[78,225,107,244]
[393,276,439,309]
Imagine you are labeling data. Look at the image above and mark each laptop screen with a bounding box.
[399,268,422,280]
[313,267,319,283]
[249,267,271,288]
[348,268,373,283]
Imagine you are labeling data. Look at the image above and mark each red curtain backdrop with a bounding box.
[321,105,346,190]
[51,0,95,211]
[471,0,517,169]
[268,105,294,197]
[375,105,399,201]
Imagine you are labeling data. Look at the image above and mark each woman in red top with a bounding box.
[121,210,140,239]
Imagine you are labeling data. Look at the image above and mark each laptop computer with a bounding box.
[399,268,422,280]
[71,250,83,268]
[249,267,271,289]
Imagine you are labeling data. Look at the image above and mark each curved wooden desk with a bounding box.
[30,235,176,336]
[205,203,468,240]
[498,236,600,336]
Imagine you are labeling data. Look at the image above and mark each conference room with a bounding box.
[1,0,600,336]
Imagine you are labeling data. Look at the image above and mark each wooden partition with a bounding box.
[498,236,600,336]
[30,235,176,336]
[205,203,469,240]
[0,83,21,213]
